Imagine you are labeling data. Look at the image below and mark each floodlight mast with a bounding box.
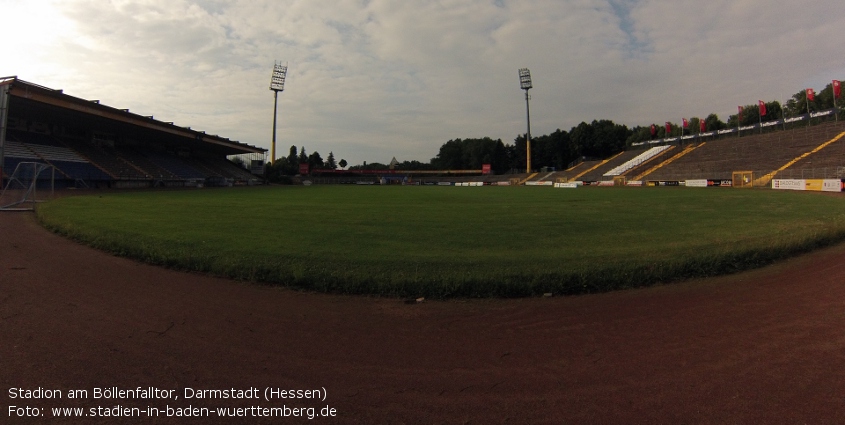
[519,68,532,173]
[270,61,288,165]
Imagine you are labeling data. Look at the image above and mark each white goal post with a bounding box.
[0,162,55,211]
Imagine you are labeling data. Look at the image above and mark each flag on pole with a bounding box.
[758,100,767,116]
[650,124,656,138]
[738,106,743,121]
[700,119,706,133]
[806,88,815,102]
[834,80,841,98]
[682,118,689,128]
[665,122,671,135]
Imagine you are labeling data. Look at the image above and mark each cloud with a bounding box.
[1,0,844,166]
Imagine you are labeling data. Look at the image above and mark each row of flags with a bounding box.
[653,80,842,136]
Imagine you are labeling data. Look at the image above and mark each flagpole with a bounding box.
[782,94,786,131]
[806,89,811,127]
[834,81,839,122]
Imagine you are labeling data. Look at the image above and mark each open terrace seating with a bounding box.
[645,121,845,181]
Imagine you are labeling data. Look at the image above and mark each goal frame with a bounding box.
[0,162,55,211]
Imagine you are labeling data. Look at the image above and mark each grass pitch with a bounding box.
[37,185,845,297]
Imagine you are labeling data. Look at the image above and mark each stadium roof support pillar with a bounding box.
[0,84,9,179]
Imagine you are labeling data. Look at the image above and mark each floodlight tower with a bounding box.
[269,61,288,165]
[518,68,533,172]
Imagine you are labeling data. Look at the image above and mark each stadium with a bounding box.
[4,74,845,423]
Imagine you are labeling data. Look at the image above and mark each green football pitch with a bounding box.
[36,185,845,297]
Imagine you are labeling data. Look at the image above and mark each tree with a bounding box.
[298,147,307,164]
[625,125,653,147]
[703,113,726,131]
[431,138,465,169]
[325,151,337,169]
[308,151,323,171]
[271,145,295,176]
[492,139,509,174]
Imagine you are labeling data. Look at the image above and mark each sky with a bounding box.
[1,0,844,166]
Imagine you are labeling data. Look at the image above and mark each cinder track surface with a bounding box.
[3,211,845,424]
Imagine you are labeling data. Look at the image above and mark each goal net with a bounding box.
[0,162,55,211]
[731,171,754,188]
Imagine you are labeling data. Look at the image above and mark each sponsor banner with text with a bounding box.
[823,179,843,192]
[805,179,824,192]
[772,179,805,190]
[707,179,733,187]
[773,179,842,192]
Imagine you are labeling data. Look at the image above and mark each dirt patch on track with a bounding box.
[3,211,845,423]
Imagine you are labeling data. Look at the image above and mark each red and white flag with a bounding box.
[807,88,815,102]
[834,80,841,99]
[665,122,671,135]
[682,118,689,128]
[700,119,706,132]
[758,100,767,116]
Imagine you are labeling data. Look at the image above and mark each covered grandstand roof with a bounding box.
[0,76,265,156]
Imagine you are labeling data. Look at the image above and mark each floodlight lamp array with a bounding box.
[518,68,532,90]
[270,62,288,92]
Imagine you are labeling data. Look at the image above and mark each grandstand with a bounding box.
[0,77,265,189]
[534,120,845,186]
[643,121,845,182]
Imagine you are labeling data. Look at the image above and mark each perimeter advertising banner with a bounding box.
[772,179,805,190]
[685,179,708,187]
[708,180,733,187]
[805,179,824,192]
[822,180,842,192]
[771,179,842,192]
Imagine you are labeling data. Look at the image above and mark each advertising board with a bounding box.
[822,180,842,192]
[771,179,805,190]
[805,179,824,192]
[685,179,708,187]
